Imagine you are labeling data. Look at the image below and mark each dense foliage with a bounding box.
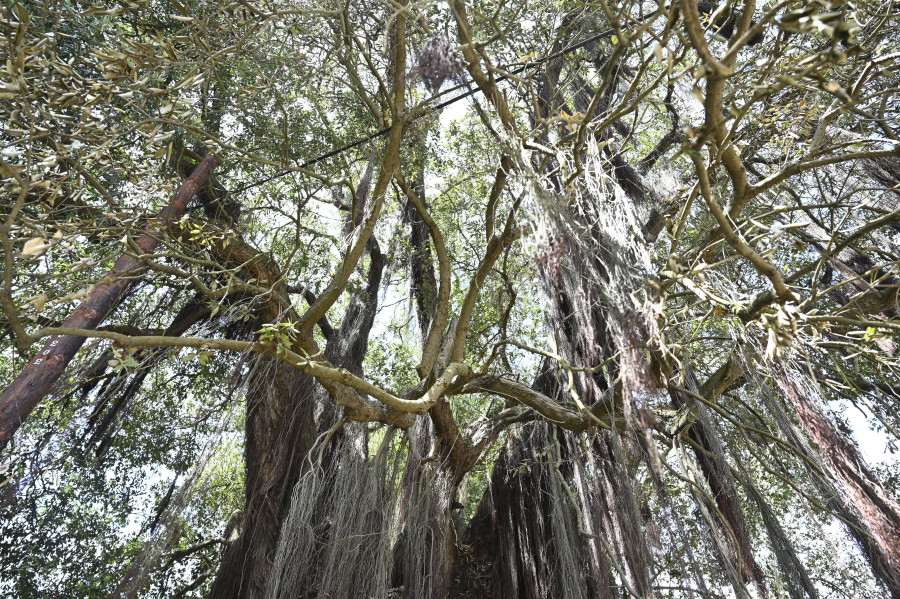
[2,0,900,598]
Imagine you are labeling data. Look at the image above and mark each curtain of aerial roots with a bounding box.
[504,141,678,598]
[735,463,819,599]
[397,453,454,597]
[469,415,747,599]
[741,348,900,597]
[513,140,805,597]
[674,366,769,599]
[265,426,394,599]
[266,420,455,599]
[531,135,660,437]
[473,422,611,598]
[729,341,900,598]
[676,358,822,598]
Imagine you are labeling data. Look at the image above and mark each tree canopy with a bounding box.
[2,0,900,598]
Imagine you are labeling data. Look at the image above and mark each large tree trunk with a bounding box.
[211,147,390,597]
[208,360,319,599]
[459,366,615,599]
[774,367,900,594]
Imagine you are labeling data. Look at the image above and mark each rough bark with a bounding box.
[774,367,900,592]
[207,212,322,599]
[460,370,615,599]
[208,359,319,599]
[210,144,391,599]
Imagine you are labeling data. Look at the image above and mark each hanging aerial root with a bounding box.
[267,425,403,599]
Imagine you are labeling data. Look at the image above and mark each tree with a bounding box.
[2,0,900,598]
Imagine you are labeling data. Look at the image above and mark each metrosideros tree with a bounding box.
[2,1,900,598]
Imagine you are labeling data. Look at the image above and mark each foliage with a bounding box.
[2,0,900,597]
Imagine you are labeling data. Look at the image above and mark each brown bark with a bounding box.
[775,368,900,589]
[210,112,397,597]
[459,425,615,599]
[208,358,318,599]
[205,203,323,598]
[0,154,220,450]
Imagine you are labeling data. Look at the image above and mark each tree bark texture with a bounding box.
[775,368,900,592]
[208,359,318,599]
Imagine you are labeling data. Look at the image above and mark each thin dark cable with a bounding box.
[223,26,616,199]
